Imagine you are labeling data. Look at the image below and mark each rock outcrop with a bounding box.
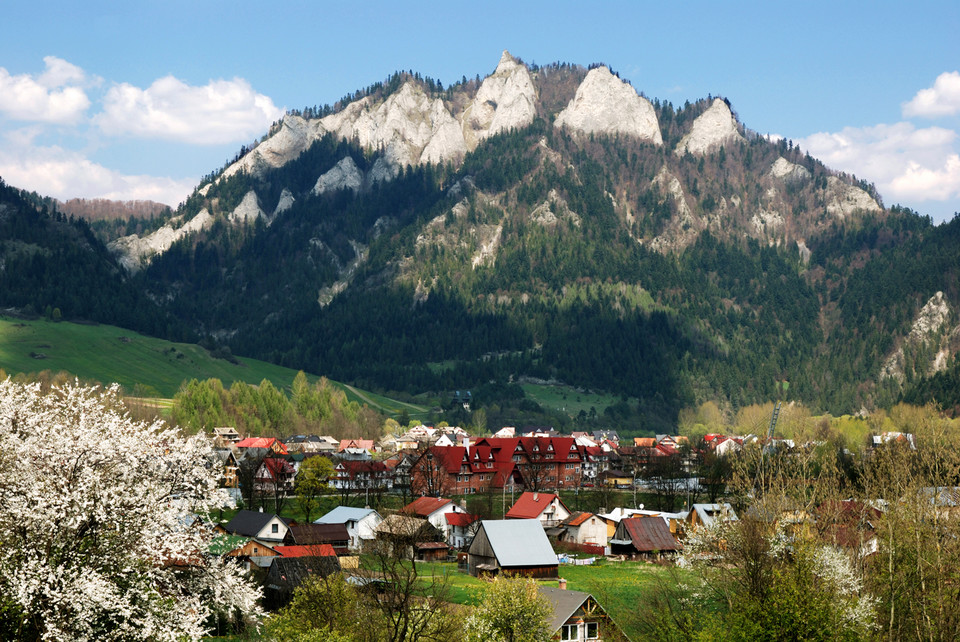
[462,51,537,150]
[770,157,811,183]
[555,66,662,144]
[881,291,953,383]
[273,188,295,216]
[824,176,882,219]
[313,157,363,195]
[228,190,265,224]
[675,99,745,156]
[109,208,214,272]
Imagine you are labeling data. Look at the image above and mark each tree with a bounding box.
[296,455,335,523]
[0,380,261,641]
[465,576,552,642]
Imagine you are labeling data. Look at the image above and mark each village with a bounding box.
[204,422,916,640]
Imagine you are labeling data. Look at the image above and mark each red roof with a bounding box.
[261,457,295,478]
[338,439,375,452]
[445,512,479,527]
[403,496,453,517]
[506,492,569,519]
[273,544,336,558]
[235,437,288,454]
[563,511,594,527]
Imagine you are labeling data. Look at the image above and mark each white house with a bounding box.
[314,506,383,551]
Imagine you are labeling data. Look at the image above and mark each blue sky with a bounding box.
[2,1,958,221]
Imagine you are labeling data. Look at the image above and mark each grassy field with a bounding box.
[416,558,675,640]
[0,316,429,420]
[521,382,636,419]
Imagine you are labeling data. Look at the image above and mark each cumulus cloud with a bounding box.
[903,71,960,118]
[0,138,196,206]
[0,56,91,123]
[798,122,960,208]
[97,76,283,144]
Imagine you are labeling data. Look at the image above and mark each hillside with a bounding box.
[0,316,429,421]
[3,53,958,433]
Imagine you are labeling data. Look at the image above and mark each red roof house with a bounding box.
[506,492,571,526]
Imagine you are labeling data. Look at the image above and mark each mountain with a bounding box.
[5,52,959,432]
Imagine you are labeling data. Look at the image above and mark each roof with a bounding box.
[476,519,557,567]
[235,437,288,454]
[314,506,381,525]
[286,523,349,544]
[562,511,594,527]
[445,512,479,527]
[274,544,336,558]
[267,556,341,590]
[539,586,594,633]
[692,503,738,528]
[403,496,453,517]
[617,517,681,552]
[223,510,283,537]
[506,492,568,519]
[338,438,375,452]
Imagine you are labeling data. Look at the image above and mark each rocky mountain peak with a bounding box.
[463,51,537,149]
[674,98,745,156]
[554,66,662,144]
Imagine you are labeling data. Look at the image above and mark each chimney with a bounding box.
[559,578,567,590]
[533,492,539,501]
[258,506,263,513]
[462,435,470,455]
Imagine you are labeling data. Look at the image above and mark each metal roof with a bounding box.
[314,506,380,524]
[479,519,557,567]
[539,586,593,633]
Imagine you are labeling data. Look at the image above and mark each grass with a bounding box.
[0,316,429,420]
[415,558,681,640]
[521,382,636,419]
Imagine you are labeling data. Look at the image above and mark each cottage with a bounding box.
[282,523,350,554]
[506,492,571,527]
[540,584,628,642]
[264,554,341,609]
[401,496,470,544]
[468,519,558,579]
[314,506,383,551]
[374,514,444,560]
[610,517,681,559]
[558,512,607,549]
[687,503,738,532]
[219,509,289,543]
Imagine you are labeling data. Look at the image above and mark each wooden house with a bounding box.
[468,519,558,579]
[540,584,629,642]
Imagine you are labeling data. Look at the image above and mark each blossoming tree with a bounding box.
[0,380,261,641]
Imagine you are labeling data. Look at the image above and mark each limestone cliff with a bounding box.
[675,99,745,156]
[555,66,662,144]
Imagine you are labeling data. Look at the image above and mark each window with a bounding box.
[271,523,279,534]
[586,622,599,639]
[560,624,578,640]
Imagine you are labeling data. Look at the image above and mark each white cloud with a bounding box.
[97,76,283,144]
[0,139,196,207]
[903,71,960,118]
[0,56,91,124]
[798,122,960,209]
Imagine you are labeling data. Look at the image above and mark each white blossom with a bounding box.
[0,380,261,640]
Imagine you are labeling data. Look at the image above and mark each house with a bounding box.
[264,554,341,609]
[235,437,288,456]
[314,506,383,551]
[468,519,558,579]
[219,509,289,543]
[401,496,469,543]
[506,492,571,527]
[282,523,351,554]
[540,584,628,642]
[373,514,444,560]
[332,460,391,491]
[597,469,633,489]
[445,512,481,548]
[273,544,337,558]
[207,448,239,488]
[211,426,241,447]
[610,517,681,558]
[338,438,375,456]
[255,457,296,495]
[210,534,279,571]
[687,503,738,532]
[558,512,607,548]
